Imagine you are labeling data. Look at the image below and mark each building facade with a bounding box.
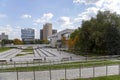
[21,28,35,44]
[48,29,75,48]
[52,29,57,34]
[0,33,8,40]
[40,29,43,40]
[40,23,57,40]
[43,23,52,40]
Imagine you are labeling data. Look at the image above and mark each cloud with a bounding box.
[73,0,99,5]
[57,16,75,30]
[34,13,53,24]
[0,14,7,18]
[58,17,72,26]
[73,0,120,26]
[74,7,99,23]
[0,25,40,39]
[95,0,120,14]
[0,25,21,39]
[21,14,32,19]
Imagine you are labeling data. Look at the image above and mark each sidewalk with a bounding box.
[0,64,119,80]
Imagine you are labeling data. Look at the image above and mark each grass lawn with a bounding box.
[27,46,33,49]
[0,47,12,52]
[1,60,120,72]
[22,49,33,52]
[22,46,33,52]
[72,75,120,80]
[16,53,34,56]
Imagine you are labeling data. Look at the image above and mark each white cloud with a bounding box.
[0,14,7,18]
[21,14,32,19]
[58,17,72,26]
[57,16,75,30]
[34,13,53,24]
[73,0,99,5]
[74,7,99,23]
[73,0,120,26]
[95,0,120,14]
[0,25,21,39]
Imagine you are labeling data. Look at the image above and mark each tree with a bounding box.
[13,38,23,45]
[0,39,13,47]
[105,25,120,55]
[71,10,120,55]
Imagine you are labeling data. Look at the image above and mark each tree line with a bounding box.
[0,39,49,46]
[68,11,120,55]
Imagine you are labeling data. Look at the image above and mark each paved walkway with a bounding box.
[0,64,119,80]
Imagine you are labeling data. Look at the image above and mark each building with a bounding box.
[0,33,8,40]
[43,23,52,40]
[52,29,57,34]
[48,29,75,48]
[40,23,57,40]
[40,29,43,40]
[21,28,35,44]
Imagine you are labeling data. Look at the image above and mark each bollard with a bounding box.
[1,63,3,72]
[49,62,52,80]
[119,64,120,75]
[39,60,41,70]
[65,66,67,80]
[79,65,81,78]
[106,64,108,76]
[14,62,16,72]
[16,69,19,80]
[27,61,28,71]
[33,69,36,80]
[93,65,95,78]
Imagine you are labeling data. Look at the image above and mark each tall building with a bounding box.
[43,23,52,40]
[21,28,35,44]
[40,29,43,40]
[0,33,8,40]
[52,29,57,34]
[40,23,57,40]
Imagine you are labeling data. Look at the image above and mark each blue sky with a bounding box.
[0,0,120,39]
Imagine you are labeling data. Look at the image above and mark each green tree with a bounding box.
[13,38,23,45]
[71,10,120,55]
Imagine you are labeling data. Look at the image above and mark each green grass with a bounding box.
[22,49,33,52]
[25,46,33,50]
[1,60,120,72]
[16,46,34,56]
[0,47,12,52]
[71,75,120,80]
[16,53,34,56]
[22,46,33,53]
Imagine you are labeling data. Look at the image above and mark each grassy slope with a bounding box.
[0,47,12,52]
[73,75,120,80]
[1,60,120,72]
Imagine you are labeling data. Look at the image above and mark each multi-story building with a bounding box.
[21,28,35,44]
[43,23,52,40]
[40,23,57,40]
[40,29,43,40]
[0,33,8,40]
[52,29,57,34]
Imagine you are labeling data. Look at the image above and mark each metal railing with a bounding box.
[0,60,119,80]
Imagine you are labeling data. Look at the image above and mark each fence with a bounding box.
[0,60,120,80]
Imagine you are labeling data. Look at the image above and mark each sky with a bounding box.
[0,0,120,39]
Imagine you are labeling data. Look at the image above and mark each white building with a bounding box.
[48,29,74,48]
